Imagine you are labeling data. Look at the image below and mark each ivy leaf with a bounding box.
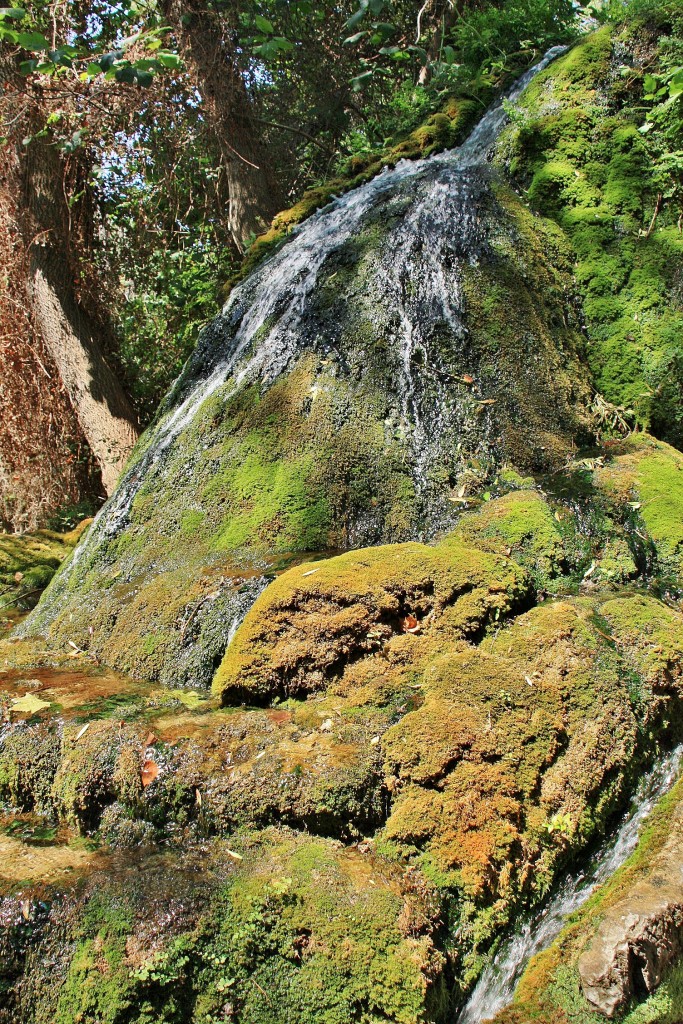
[254,14,274,34]
[156,50,182,68]
[345,3,369,31]
[351,68,374,91]
[16,31,51,50]
[114,65,137,84]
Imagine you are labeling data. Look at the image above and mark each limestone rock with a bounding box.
[578,803,683,1016]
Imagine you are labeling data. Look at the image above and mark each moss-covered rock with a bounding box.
[21,145,596,688]
[492,774,683,1024]
[594,434,683,591]
[0,521,89,619]
[497,25,683,448]
[2,831,446,1024]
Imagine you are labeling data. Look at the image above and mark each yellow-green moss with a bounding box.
[214,534,529,704]
[498,25,683,447]
[595,434,683,589]
[0,520,89,611]
[454,490,567,589]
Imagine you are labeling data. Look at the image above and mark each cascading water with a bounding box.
[41,45,567,588]
[456,745,683,1024]
[22,43,591,690]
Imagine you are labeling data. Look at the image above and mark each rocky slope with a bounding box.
[1,20,683,1024]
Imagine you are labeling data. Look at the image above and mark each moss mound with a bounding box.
[1,831,445,1024]
[497,25,683,448]
[0,522,88,619]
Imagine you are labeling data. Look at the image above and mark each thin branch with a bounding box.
[254,118,333,154]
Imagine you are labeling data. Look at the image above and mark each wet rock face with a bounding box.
[579,813,683,1017]
[20,53,594,687]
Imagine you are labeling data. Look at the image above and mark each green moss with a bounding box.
[595,434,683,590]
[0,521,89,611]
[499,26,683,447]
[453,490,567,590]
[15,832,446,1024]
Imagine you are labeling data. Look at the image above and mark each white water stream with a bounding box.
[456,745,683,1023]
[55,46,566,579]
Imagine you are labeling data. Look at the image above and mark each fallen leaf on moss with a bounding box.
[400,614,420,633]
[141,760,159,787]
[10,693,51,714]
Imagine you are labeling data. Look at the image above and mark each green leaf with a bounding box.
[643,73,658,94]
[16,31,50,50]
[0,8,25,19]
[350,68,374,91]
[114,65,137,84]
[344,31,367,44]
[135,69,154,87]
[345,5,368,31]
[254,14,274,33]
[156,50,181,68]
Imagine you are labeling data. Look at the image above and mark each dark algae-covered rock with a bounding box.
[3,25,683,1024]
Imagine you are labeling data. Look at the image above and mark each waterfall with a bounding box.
[456,745,683,1024]
[45,45,567,585]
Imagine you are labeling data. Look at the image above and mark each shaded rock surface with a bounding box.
[578,802,683,1017]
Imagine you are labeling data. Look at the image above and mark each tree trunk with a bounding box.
[22,134,140,494]
[161,0,284,250]
[0,67,139,527]
[0,143,100,530]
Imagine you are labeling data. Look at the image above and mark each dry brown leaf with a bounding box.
[461,374,475,384]
[141,759,159,788]
[400,614,420,633]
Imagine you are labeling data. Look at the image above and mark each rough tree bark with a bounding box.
[161,0,284,250]
[0,56,140,528]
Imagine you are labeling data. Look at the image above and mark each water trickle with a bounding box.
[57,46,566,576]
[456,745,683,1024]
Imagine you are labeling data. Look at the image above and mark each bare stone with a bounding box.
[578,803,683,1017]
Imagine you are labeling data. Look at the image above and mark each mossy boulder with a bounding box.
[2,831,446,1024]
[497,25,683,448]
[21,142,596,688]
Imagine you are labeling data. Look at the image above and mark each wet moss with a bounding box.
[226,97,479,294]
[8,832,446,1024]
